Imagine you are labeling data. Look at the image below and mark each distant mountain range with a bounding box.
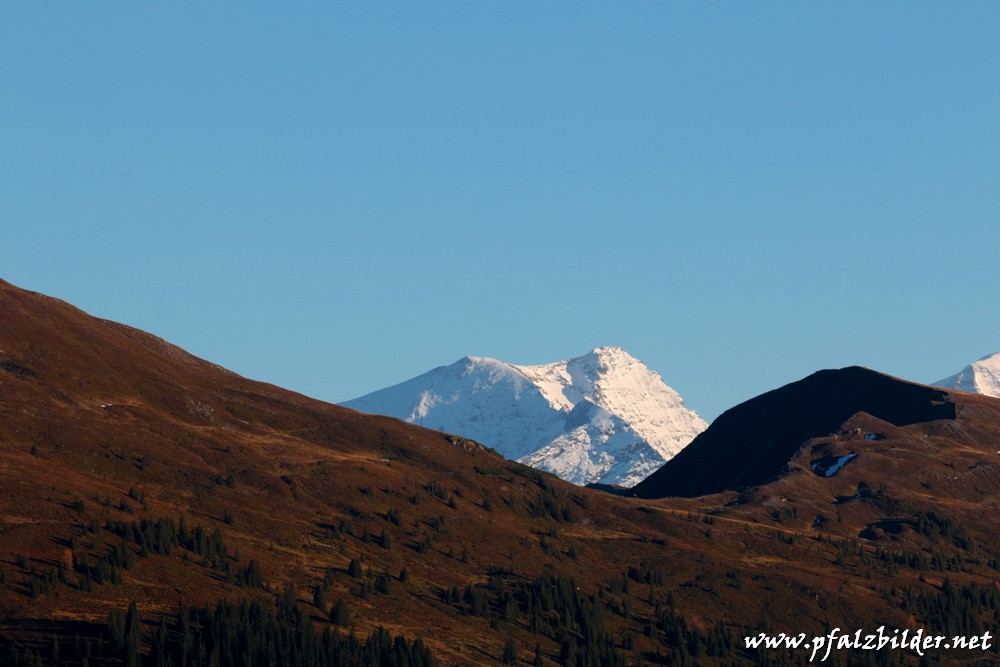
[7,276,1000,666]
[934,351,1000,398]
[342,347,706,487]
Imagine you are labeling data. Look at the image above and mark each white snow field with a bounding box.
[342,347,707,487]
[934,351,1000,399]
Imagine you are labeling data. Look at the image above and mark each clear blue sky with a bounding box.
[3,3,998,422]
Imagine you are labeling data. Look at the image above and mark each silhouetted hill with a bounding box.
[631,367,956,498]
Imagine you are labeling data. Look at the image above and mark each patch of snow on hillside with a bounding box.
[825,453,857,477]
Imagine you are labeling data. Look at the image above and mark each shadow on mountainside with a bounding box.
[630,367,956,499]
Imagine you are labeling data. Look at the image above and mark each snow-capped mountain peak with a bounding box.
[934,352,1000,398]
[515,346,702,462]
[342,348,706,487]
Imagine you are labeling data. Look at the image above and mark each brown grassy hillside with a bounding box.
[3,278,1000,666]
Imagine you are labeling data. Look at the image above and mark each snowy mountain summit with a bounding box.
[341,347,707,487]
[934,351,1000,398]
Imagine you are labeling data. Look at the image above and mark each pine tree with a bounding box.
[107,608,125,654]
[375,570,392,595]
[330,599,351,627]
[124,601,142,667]
[313,585,328,614]
[502,638,517,665]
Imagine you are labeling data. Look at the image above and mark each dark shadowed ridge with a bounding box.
[629,366,956,499]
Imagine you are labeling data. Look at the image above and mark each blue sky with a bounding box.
[3,3,999,422]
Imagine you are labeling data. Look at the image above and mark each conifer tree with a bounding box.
[502,638,517,665]
[313,584,328,614]
[107,608,125,654]
[330,599,351,627]
[124,601,142,667]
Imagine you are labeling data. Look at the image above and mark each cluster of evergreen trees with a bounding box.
[439,568,626,666]
[17,514,265,602]
[517,571,624,667]
[899,578,1000,641]
[828,536,975,576]
[914,512,974,551]
[104,517,228,567]
[24,561,67,598]
[0,595,435,667]
[149,593,435,667]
